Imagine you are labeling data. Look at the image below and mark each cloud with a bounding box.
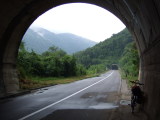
[31,3,125,42]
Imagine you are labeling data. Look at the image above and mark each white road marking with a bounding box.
[19,71,114,120]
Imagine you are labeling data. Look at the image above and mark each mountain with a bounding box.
[74,28,133,68]
[22,27,97,54]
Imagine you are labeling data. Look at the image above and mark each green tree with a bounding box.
[119,42,139,79]
[75,28,133,69]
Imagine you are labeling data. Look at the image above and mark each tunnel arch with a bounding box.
[1,0,160,119]
[1,0,141,93]
[2,0,146,66]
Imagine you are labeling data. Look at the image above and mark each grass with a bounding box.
[19,73,100,90]
[121,74,138,87]
[119,70,138,87]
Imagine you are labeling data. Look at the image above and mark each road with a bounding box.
[0,70,121,120]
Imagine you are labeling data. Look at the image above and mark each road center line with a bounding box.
[19,71,114,120]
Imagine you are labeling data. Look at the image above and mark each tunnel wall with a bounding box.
[0,0,135,94]
[131,1,160,119]
[141,40,160,119]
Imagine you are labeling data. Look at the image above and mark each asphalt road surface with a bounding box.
[0,70,121,120]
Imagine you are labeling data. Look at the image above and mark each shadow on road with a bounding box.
[41,106,147,120]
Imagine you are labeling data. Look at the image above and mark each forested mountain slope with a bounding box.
[74,28,133,68]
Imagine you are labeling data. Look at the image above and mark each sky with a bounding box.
[31,3,126,42]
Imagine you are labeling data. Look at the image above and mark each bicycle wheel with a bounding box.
[131,97,136,113]
[131,100,135,113]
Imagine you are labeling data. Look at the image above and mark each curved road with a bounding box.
[0,70,121,120]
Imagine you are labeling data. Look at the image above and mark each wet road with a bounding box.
[0,70,121,120]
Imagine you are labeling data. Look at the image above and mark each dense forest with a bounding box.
[75,29,132,67]
[119,42,139,79]
[74,28,139,80]
[17,28,139,89]
[18,43,86,80]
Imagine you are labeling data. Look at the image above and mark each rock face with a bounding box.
[0,0,160,119]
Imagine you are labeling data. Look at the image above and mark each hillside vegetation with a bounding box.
[74,28,132,67]
[18,43,88,89]
[74,28,139,80]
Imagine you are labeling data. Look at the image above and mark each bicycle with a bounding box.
[130,81,144,113]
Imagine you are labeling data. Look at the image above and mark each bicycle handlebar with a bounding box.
[130,81,144,85]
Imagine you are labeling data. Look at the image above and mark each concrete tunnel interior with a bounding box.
[0,0,160,119]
